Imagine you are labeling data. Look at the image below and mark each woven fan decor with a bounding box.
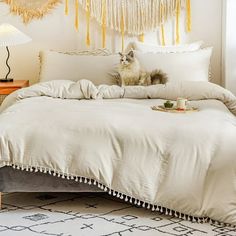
[2,0,61,23]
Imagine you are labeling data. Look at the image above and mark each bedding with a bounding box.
[135,48,212,82]
[0,79,236,225]
[126,41,204,53]
[39,50,119,85]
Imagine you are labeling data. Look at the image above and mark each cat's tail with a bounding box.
[108,72,122,86]
[150,69,168,84]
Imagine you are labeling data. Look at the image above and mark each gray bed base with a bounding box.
[0,167,101,209]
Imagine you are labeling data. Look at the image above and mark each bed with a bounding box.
[0,47,236,226]
[0,78,236,226]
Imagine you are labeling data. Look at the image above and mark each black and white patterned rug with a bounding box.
[0,192,235,236]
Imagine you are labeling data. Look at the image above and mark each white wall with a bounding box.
[222,0,236,95]
[0,0,222,85]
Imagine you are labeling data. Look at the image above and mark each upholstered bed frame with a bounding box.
[0,167,101,209]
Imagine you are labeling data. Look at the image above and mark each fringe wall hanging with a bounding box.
[1,0,61,23]
[2,0,192,50]
[68,0,192,50]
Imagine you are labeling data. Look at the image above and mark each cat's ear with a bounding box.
[119,52,123,57]
[127,50,134,58]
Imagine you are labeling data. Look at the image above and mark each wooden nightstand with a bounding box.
[0,80,29,104]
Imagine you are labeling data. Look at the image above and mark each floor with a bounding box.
[0,192,235,236]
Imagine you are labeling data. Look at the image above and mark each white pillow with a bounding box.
[126,41,203,53]
[135,47,212,82]
[39,51,119,85]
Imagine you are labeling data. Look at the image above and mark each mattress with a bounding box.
[0,167,101,192]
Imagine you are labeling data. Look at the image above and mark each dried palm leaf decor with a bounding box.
[2,0,192,50]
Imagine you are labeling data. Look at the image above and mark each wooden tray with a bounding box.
[151,105,199,113]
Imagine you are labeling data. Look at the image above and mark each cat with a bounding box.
[115,50,168,86]
[118,50,140,86]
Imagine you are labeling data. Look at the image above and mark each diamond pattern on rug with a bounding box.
[0,192,235,236]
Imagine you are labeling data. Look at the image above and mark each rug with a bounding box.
[0,192,235,236]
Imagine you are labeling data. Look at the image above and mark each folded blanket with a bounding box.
[0,80,236,226]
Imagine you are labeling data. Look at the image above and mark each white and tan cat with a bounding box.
[116,50,168,87]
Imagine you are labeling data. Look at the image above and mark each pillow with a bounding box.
[135,47,212,82]
[39,50,119,85]
[126,41,203,53]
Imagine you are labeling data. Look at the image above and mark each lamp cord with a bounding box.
[5,46,11,80]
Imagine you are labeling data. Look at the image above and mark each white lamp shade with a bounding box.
[0,23,32,47]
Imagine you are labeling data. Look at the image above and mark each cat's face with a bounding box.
[119,50,135,66]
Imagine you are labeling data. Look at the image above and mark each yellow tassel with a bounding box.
[159,2,165,46]
[102,0,106,48]
[75,0,79,31]
[138,33,145,42]
[175,0,180,44]
[186,0,191,32]
[65,0,68,15]
[120,11,125,52]
[86,0,91,46]
[161,24,166,46]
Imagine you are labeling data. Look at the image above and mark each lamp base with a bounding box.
[0,78,14,83]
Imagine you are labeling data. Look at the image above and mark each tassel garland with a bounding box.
[120,2,125,52]
[161,24,166,46]
[86,0,91,46]
[75,0,79,31]
[2,0,192,49]
[65,0,69,15]
[159,2,166,46]
[186,0,191,32]
[102,0,107,48]
[138,33,145,43]
[175,0,181,44]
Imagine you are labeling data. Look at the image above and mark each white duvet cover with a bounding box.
[0,80,236,225]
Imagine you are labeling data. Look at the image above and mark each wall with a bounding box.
[0,0,222,85]
[222,0,236,95]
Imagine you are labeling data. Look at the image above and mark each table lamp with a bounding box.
[0,23,32,82]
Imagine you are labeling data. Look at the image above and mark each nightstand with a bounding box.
[0,80,29,104]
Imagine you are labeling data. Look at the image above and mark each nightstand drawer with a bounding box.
[0,87,20,95]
